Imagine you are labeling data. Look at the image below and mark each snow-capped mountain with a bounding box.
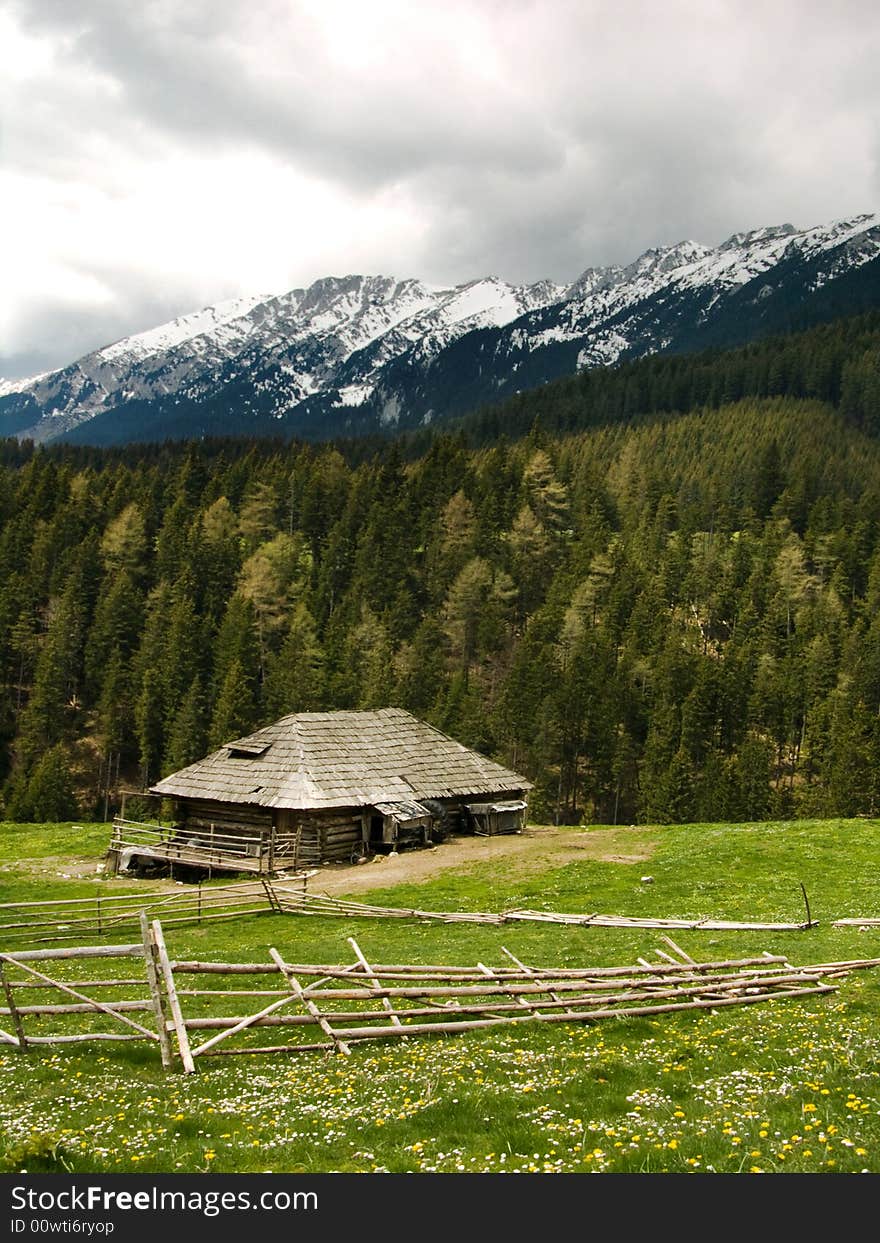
[2,213,879,446]
[0,274,565,444]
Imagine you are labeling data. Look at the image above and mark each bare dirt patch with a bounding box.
[1,825,657,901]
[2,855,109,880]
[297,824,657,897]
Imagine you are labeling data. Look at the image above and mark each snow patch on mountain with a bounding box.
[96,294,268,366]
[3,211,877,445]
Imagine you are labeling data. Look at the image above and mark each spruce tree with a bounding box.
[208,659,258,750]
[263,603,325,718]
[164,678,208,775]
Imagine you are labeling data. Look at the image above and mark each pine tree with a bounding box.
[343,605,394,710]
[263,603,325,717]
[208,659,258,750]
[135,667,165,789]
[17,574,88,765]
[211,594,262,697]
[163,678,208,775]
[97,649,134,760]
[84,572,144,697]
[731,734,773,819]
[9,744,79,823]
[100,503,148,578]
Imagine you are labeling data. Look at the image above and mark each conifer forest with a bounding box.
[3,312,880,826]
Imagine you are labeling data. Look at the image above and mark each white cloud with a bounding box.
[2,0,878,378]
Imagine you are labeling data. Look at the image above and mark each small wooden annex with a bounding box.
[110,709,530,876]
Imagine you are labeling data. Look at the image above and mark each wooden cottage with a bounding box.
[110,709,530,876]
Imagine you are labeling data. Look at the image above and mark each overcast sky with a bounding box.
[2,0,879,380]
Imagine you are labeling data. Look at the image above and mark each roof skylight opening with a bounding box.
[228,743,270,758]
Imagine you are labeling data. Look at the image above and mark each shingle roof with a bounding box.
[151,708,531,810]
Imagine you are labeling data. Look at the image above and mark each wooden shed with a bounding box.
[110,709,530,875]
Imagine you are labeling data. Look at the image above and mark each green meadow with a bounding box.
[1,817,879,1175]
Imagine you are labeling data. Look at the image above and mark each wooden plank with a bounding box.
[174,973,828,1028]
[198,1041,333,1057]
[140,912,173,1070]
[0,961,27,1051]
[659,935,697,964]
[167,953,789,977]
[348,938,402,1027]
[0,954,156,1038]
[654,949,681,965]
[151,920,195,1073]
[0,944,141,962]
[9,976,147,990]
[269,948,351,1055]
[0,1000,152,1016]
[188,991,307,1058]
[21,1033,148,1045]
[306,982,836,1042]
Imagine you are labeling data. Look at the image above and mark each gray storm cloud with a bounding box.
[2,0,879,378]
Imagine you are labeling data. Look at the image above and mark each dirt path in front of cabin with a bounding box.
[295,824,657,897]
[3,825,657,900]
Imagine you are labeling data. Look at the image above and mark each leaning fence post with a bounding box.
[347,937,402,1026]
[140,912,173,1070]
[800,882,814,928]
[269,948,351,1055]
[150,919,195,1073]
[0,961,27,1052]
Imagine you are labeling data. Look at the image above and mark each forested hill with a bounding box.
[3,362,880,824]
[447,309,880,446]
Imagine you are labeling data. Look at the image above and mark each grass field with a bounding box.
[1,817,879,1175]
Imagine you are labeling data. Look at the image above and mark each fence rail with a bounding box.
[0,877,314,945]
[109,817,310,875]
[2,920,878,1071]
[0,874,824,948]
[270,886,820,931]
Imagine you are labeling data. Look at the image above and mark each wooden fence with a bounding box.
[2,919,878,1072]
[270,884,819,931]
[0,878,311,946]
[0,877,822,950]
[109,818,281,875]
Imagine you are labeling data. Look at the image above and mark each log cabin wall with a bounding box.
[180,799,273,837]
[294,810,365,864]
[173,789,524,871]
[181,802,364,865]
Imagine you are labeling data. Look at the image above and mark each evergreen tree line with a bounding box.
[3,382,880,824]
[449,310,880,447]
